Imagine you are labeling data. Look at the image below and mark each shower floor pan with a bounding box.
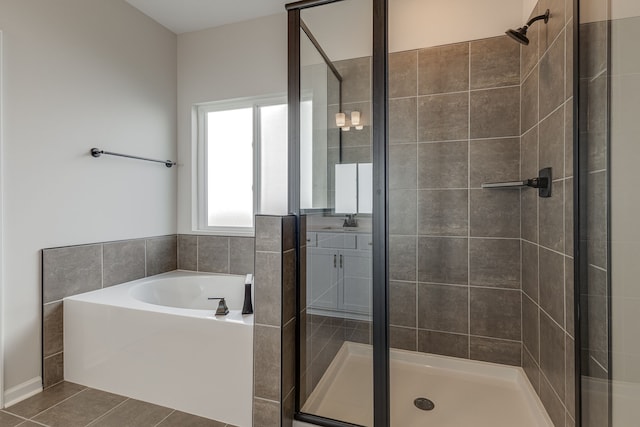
[301,342,552,427]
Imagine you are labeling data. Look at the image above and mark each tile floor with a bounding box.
[0,382,235,427]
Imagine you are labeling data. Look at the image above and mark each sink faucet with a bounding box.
[343,214,358,228]
[207,297,229,316]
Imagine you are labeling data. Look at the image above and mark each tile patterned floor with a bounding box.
[1,382,236,427]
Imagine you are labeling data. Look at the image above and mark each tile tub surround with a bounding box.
[520,1,576,425]
[387,35,523,366]
[177,234,255,275]
[252,215,296,427]
[2,381,235,427]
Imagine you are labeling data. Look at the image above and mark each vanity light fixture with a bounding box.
[351,111,364,130]
[336,111,363,131]
[336,112,350,131]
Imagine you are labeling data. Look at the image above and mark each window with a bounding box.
[196,97,288,235]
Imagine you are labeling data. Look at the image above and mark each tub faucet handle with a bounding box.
[207,297,229,316]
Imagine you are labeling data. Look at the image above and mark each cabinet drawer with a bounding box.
[306,232,317,247]
[317,232,357,249]
[357,234,373,250]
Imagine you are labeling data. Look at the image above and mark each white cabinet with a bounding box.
[306,232,372,318]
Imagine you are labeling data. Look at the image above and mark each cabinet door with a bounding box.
[307,247,339,310]
[340,249,372,315]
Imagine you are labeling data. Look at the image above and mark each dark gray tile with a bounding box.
[587,294,608,368]
[418,93,469,142]
[253,398,280,427]
[43,302,63,358]
[5,382,86,418]
[470,336,521,366]
[390,281,416,328]
[417,190,468,236]
[282,320,296,399]
[469,138,520,189]
[565,102,574,178]
[389,235,417,281]
[521,126,539,185]
[539,105,565,180]
[254,251,282,327]
[254,325,281,401]
[470,287,521,340]
[540,181,565,253]
[417,141,468,189]
[566,20,574,100]
[539,247,565,326]
[567,412,575,427]
[540,0,566,53]
[522,241,539,302]
[566,334,576,418]
[390,326,417,351]
[282,216,296,252]
[103,240,145,287]
[0,411,23,427]
[33,389,126,427]
[157,411,225,427]
[390,50,417,98]
[282,389,294,427]
[42,244,102,303]
[342,146,371,163]
[523,294,540,362]
[334,57,371,103]
[523,347,541,394]
[470,86,520,138]
[418,330,469,358]
[390,190,417,235]
[255,216,282,252]
[521,67,539,133]
[418,283,468,333]
[540,311,566,401]
[521,4,540,80]
[540,30,566,119]
[586,172,607,269]
[90,399,172,427]
[390,97,417,143]
[470,190,520,238]
[565,256,574,334]
[197,236,228,274]
[146,236,177,277]
[390,144,417,190]
[469,239,520,289]
[418,43,469,95]
[418,237,468,285]
[565,179,574,256]
[283,250,296,324]
[230,237,255,275]
[540,366,567,427]
[579,21,608,79]
[470,36,520,89]
[43,352,64,389]
[586,74,607,136]
[177,235,197,271]
[522,187,539,243]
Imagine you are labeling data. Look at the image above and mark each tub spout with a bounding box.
[242,274,254,315]
[207,297,229,316]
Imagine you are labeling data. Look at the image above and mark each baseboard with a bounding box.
[3,377,42,408]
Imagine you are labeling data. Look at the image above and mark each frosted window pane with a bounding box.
[335,163,358,214]
[358,163,373,214]
[260,104,288,214]
[300,100,314,209]
[207,108,253,228]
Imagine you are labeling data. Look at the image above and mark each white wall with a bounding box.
[176,13,288,234]
[0,0,177,396]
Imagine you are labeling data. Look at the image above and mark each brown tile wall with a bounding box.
[520,1,576,425]
[42,233,254,391]
[252,215,296,427]
[385,35,523,365]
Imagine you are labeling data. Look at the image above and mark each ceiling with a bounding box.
[125,0,289,34]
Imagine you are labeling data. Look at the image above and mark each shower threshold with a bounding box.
[300,342,553,427]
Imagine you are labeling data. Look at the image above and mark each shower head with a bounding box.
[505,9,550,46]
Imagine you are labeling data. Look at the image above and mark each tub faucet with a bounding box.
[207,297,229,316]
[242,274,254,315]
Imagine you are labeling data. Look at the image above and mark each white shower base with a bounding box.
[299,342,552,427]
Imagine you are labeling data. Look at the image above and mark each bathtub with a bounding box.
[64,270,253,427]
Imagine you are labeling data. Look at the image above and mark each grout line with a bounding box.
[27,386,89,420]
[84,398,130,427]
[152,409,175,427]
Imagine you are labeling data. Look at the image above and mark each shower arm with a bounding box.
[524,9,550,28]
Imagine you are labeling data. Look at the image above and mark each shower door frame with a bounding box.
[286,0,390,426]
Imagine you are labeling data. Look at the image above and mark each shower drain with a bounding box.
[414,397,435,411]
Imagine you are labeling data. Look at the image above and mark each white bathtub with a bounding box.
[64,270,253,427]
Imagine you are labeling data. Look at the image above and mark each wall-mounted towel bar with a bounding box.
[90,148,176,168]
[482,167,552,198]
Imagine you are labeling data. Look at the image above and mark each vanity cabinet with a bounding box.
[306,231,372,317]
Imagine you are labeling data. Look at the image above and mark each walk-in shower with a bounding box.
[284,0,636,425]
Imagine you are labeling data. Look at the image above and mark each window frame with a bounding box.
[194,94,287,236]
